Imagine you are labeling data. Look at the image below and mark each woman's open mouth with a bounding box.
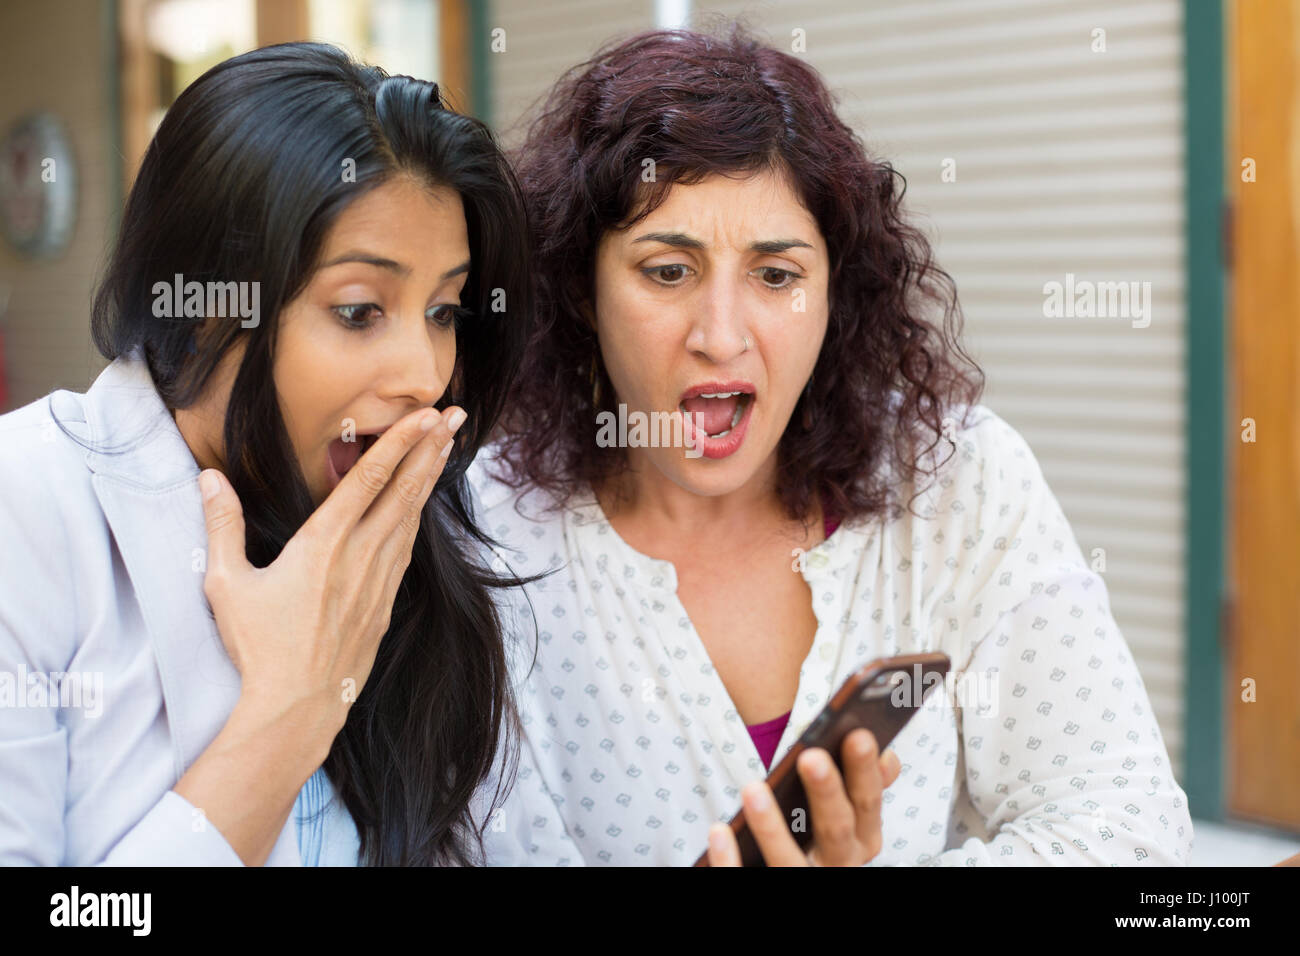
[325,431,381,491]
[679,382,756,460]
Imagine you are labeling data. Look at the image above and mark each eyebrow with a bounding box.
[319,253,471,281]
[632,232,813,254]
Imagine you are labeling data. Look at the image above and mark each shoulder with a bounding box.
[941,402,1035,473]
[464,442,515,515]
[466,442,568,534]
[903,402,1051,523]
[0,389,98,527]
[862,402,1072,582]
[465,442,571,573]
[0,390,101,666]
[916,403,1086,594]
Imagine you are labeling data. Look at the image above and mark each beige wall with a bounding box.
[488,0,654,147]
[0,0,114,412]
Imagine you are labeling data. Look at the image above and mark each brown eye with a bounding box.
[333,303,382,329]
[644,264,690,285]
[756,267,798,289]
[427,304,470,330]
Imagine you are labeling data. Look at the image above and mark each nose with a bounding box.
[684,271,749,365]
[379,311,452,408]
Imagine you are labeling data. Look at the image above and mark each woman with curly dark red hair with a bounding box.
[472,24,1192,866]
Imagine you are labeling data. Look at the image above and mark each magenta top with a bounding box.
[747,710,793,769]
[744,513,840,768]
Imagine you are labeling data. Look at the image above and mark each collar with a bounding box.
[79,347,234,768]
[563,486,871,594]
[80,347,199,489]
[76,348,301,864]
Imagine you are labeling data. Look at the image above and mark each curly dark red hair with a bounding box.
[494,23,984,523]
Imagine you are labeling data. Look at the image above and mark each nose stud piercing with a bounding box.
[742,335,752,353]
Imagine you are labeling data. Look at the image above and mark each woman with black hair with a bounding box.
[0,42,535,866]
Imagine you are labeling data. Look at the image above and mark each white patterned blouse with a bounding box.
[470,405,1194,866]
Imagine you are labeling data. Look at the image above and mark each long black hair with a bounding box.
[91,42,530,865]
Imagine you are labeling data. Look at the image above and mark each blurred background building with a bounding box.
[0,0,1295,863]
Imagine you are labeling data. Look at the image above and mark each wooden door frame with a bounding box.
[1223,0,1300,831]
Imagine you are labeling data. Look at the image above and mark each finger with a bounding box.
[705,823,741,867]
[798,746,861,866]
[305,406,440,537]
[199,469,251,595]
[741,782,807,867]
[375,525,416,628]
[372,467,433,623]
[360,406,465,543]
[840,729,886,859]
[375,421,445,575]
[881,748,902,788]
[366,411,464,638]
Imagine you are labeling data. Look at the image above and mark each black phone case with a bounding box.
[697,652,951,867]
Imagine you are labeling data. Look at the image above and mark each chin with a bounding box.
[655,445,768,499]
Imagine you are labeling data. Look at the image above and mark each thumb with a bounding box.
[199,469,250,582]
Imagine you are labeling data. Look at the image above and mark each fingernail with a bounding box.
[857,730,878,757]
[200,471,221,501]
[744,784,771,812]
[709,824,729,853]
[439,438,454,460]
[420,410,439,431]
[799,751,826,781]
[446,408,467,434]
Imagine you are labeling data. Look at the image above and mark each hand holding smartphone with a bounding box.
[694,652,951,867]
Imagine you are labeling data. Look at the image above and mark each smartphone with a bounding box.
[693,651,951,867]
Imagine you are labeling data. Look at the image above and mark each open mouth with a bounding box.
[326,430,382,487]
[679,385,755,439]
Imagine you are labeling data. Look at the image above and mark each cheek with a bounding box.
[595,285,681,394]
[272,316,353,451]
[762,301,827,404]
[598,320,673,408]
[781,291,829,359]
[436,331,457,386]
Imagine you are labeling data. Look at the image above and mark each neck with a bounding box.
[169,339,243,476]
[172,404,226,474]
[597,449,811,542]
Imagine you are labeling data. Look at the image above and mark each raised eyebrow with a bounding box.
[441,259,471,281]
[632,231,705,249]
[319,252,410,276]
[630,233,813,255]
[317,255,470,282]
[749,238,814,254]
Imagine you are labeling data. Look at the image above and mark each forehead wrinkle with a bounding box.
[635,173,821,257]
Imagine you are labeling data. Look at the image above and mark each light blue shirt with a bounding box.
[0,349,360,865]
[294,768,360,866]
